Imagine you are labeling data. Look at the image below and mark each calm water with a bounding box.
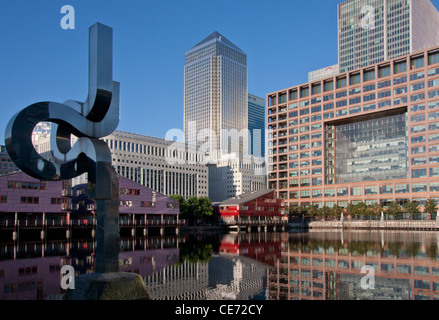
[0,230,438,300]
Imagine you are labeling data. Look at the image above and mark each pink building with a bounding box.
[267,46,439,211]
[0,171,71,228]
[0,172,180,236]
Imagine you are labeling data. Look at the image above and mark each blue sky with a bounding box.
[1,0,439,143]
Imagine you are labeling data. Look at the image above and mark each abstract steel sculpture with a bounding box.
[5,23,120,274]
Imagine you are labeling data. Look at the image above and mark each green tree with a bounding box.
[367,203,382,220]
[403,200,420,220]
[385,201,402,219]
[319,206,331,221]
[169,194,189,218]
[185,196,214,225]
[346,202,356,220]
[353,202,368,220]
[308,205,320,220]
[330,205,343,220]
[287,205,301,219]
[424,198,438,220]
[197,196,213,219]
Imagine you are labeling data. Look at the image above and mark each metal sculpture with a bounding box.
[5,23,120,273]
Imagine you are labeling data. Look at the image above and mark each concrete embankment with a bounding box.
[288,220,439,231]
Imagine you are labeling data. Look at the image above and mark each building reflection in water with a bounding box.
[0,236,179,300]
[267,231,439,300]
[0,230,438,300]
[144,232,276,300]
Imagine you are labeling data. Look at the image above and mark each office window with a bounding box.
[412,146,426,154]
[428,79,439,88]
[365,186,378,195]
[301,87,309,98]
[349,73,361,85]
[289,90,298,100]
[312,190,322,198]
[395,184,410,194]
[411,56,424,69]
[412,183,427,193]
[364,69,375,82]
[410,73,424,81]
[301,178,311,187]
[412,157,427,165]
[336,77,347,88]
[412,169,427,179]
[411,104,426,112]
[324,189,335,198]
[312,178,322,186]
[394,76,407,85]
[428,51,439,65]
[337,188,348,197]
[312,84,321,95]
[351,187,363,196]
[378,65,391,78]
[430,167,439,177]
[380,185,393,195]
[324,81,333,92]
[394,61,407,74]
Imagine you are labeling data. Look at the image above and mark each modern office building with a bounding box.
[338,0,439,72]
[0,146,19,176]
[72,175,180,226]
[184,31,248,162]
[208,154,266,203]
[29,125,209,198]
[267,46,439,209]
[31,122,52,156]
[248,93,266,158]
[102,130,209,199]
[184,32,267,202]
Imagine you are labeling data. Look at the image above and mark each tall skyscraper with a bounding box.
[184,31,248,162]
[338,0,439,73]
[248,93,266,158]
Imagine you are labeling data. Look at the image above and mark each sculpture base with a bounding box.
[63,272,150,300]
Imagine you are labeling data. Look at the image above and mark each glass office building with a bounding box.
[267,46,439,208]
[338,0,439,72]
[248,93,266,158]
[331,112,409,184]
[184,32,248,162]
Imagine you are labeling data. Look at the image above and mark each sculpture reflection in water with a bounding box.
[5,23,120,274]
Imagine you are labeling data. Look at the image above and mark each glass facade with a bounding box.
[338,0,439,73]
[248,94,266,158]
[268,44,439,208]
[332,113,409,184]
[184,32,248,161]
